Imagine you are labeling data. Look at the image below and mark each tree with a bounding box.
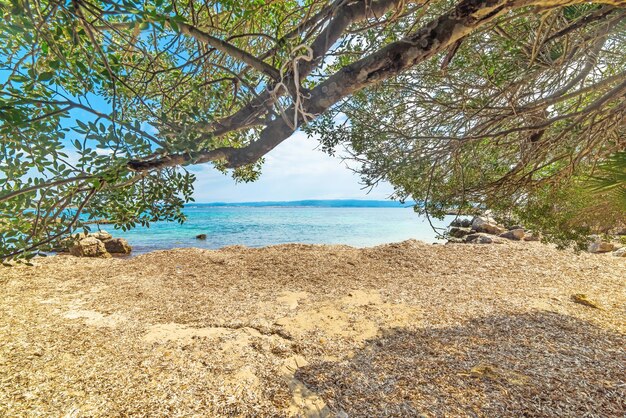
[306,2,626,243]
[1,0,625,260]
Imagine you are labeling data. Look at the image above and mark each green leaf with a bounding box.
[38,71,54,81]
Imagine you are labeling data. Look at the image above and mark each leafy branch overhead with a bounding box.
[1,0,625,259]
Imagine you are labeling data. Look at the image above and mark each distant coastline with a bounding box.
[187,199,415,208]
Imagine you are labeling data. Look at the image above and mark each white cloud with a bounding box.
[95,148,113,156]
[191,131,394,202]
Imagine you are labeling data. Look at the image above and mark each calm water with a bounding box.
[107,205,455,254]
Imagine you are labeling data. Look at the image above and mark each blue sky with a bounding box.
[189,130,395,202]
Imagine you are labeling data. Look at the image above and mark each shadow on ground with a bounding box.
[296,311,625,417]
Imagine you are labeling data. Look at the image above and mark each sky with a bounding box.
[188,130,395,202]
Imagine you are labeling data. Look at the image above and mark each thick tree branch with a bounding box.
[195,0,411,137]
[128,0,626,172]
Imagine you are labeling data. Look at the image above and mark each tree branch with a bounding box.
[128,0,626,172]
[175,20,281,81]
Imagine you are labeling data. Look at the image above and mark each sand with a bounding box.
[0,240,624,417]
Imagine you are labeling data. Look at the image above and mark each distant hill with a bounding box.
[189,199,415,208]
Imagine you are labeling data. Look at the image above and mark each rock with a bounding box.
[450,218,472,228]
[587,241,615,253]
[90,230,112,241]
[609,227,626,235]
[196,234,207,240]
[612,247,626,257]
[465,233,479,242]
[507,225,524,231]
[471,216,506,235]
[464,232,506,244]
[476,235,493,244]
[69,237,110,258]
[449,226,472,238]
[523,232,540,242]
[445,238,465,244]
[53,233,87,252]
[53,238,72,252]
[465,233,493,244]
[499,228,525,241]
[103,238,132,254]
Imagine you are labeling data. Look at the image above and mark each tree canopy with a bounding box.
[1,0,625,260]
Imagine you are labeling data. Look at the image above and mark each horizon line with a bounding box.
[186,198,416,206]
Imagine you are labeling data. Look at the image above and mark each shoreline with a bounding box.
[1,240,624,416]
[49,236,450,258]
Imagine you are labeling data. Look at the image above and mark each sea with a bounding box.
[105,200,456,254]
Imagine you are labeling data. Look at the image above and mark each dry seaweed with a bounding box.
[0,240,624,417]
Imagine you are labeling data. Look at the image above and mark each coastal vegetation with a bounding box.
[1,0,625,261]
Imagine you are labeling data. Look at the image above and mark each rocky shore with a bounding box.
[55,230,132,257]
[1,240,624,417]
[446,215,626,257]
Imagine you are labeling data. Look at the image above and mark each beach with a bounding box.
[1,240,624,417]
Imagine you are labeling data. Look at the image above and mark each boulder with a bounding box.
[445,238,465,244]
[103,238,132,254]
[471,216,506,235]
[507,225,524,231]
[450,218,472,228]
[69,237,110,258]
[449,226,472,238]
[612,247,626,257]
[523,232,540,242]
[475,235,494,244]
[499,228,525,241]
[587,241,615,253]
[609,227,626,235]
[53,238,72,252]
[90,230,112,241]
[196,234,207,240]
[53,233,87,252]
[465,233,494,244]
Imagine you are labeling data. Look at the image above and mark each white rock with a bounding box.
[612,247,626,257]
[69,237,110,258]
[90,230,112,241]
[587,241,615,253]
[471,216,506,235]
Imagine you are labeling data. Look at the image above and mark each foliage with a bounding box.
[1,0,625,260]
[307,4,626,247]
[590,151,626,210]
[507,153,625,250]
[1,0,321,260]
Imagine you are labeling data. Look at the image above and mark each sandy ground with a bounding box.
[0,240,624,417]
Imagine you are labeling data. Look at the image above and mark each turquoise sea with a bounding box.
[107,201,455,254]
